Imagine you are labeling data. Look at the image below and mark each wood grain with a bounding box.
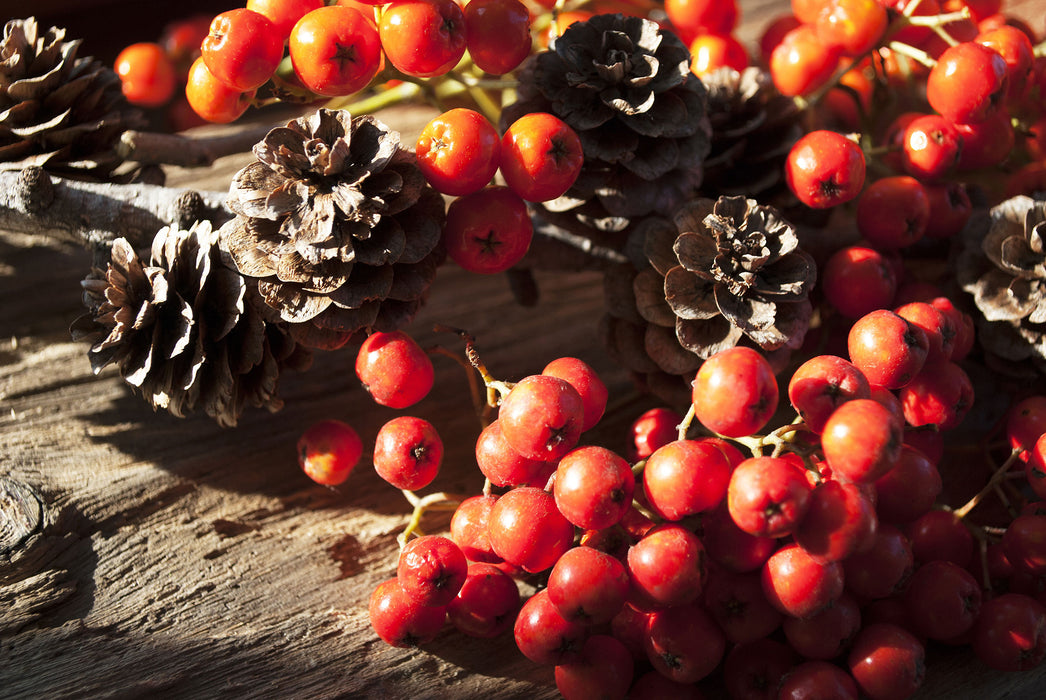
[4,2,1046,698]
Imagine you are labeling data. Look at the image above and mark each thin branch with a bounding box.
[117,123,275,168]
[0,166,231,250]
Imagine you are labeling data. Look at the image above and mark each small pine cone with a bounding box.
[700,66,803,203]
[957,194,1046,382]
[220,108,446,349]
[70,222,312,427]
[0,17,145,180]
[502,13,711,268]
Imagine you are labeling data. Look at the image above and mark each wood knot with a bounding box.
[14,166,55,214]
[0,477,44,556]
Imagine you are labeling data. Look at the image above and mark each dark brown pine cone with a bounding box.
[957,194,1046,382]
[70,221,312,427]
[0,17,145,180]
[501,13,711,271]
[219,108,446,350]
[602,195,816,405]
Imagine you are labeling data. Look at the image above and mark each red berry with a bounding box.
[629,406,683,461]
[778,660,859,700]
[463,0,532,75]
[901,113,964,180]
[296,418,363,486]
[627,524,708,609]
[821,398,904,483]
[722,638,798,700]
[289,6,383,97]
[787,354,871,433]
[500,112,584,203]
[821,246,898,319]
[903,559,982,641]
[692,346,779,438]
[547,546,630,625]
[542,357,608,432]
[770,24,842,97]
[115,42,177,108]
[498,374,585,462]
[898,361,975,430]
[688,34,749,78]
[415,108,501,196]
[446,561,520,638]
[927,41,1009,125]
[201,9,283,91]
[642,439,733,521]
[442,186,533,274]
[355,330,434,409]
[554,635,635,700]
[847,309,929,389]
[972,593,1046,671]
[450,494,502,563]
[847,623,925,700]
[794,479,878,563]
[782,591,862,659]
[843,523,915,600]
[856,175,930,250]
[665,0,739,44]
[379,0,468,78]
[703,501,779,573]
[642,602,726,684]
[761,541,845,618]
[185,56,255,124]
[373,415,444,490]
[785,130,866,209]
[553,446,635,530]
[474,419,553,488]
[368,577,446,647]
[727,456,812,538]
[894,301,957,362]
[703,568,784,644]
[487,486,575,573]
[873,446,943,525]
[513,588,586,665]
[397,535,468,607]
[247,0,325,40]
[815,0,889,56]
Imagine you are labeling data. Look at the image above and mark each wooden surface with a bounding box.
[4,2,1046,699]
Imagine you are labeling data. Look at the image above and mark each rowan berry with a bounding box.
[487,486,575,573]
[778,660,860,700]
[901,114,963,180]
[702,568,783,644]
[688,34,748,78]
[185,57,255,124]
[815,0,889,56]
[415,108,500,196]
[553,446,634,530]
[856,175,930,250]
[691,346,778,438]
[761,542,845,618]
[664,0,739,45]
[397,535,468,607]
[201,9,283,91]
[474,419,552,488]
[373,415,444,490]
[723,638,797,700]
[821,246,898,319]
[702,501,778,573]
[770,24,842,97]
[462,0,532,75]
[821,398,903,483]
[541,357,608,432]
[956,109,1016,170]
[795,479,878,563]
[642,602,726,684]
[446,561,520,638]
[115,43,177,108]
[1003,513,1046,575]
[894,301,957,362]
[554,635,635,700]
[497,374,585,462]
[442,186,533,274]
[758,14,801,64]
[907,509,974,568]
[247,0,325,40]
[782,591,862,660]
[450,494,501,563]
[842,523,914,601]
[627,524,708,608]
[513,588,586,665]
[972,593,1046,671]
[785,130,866,209]
[379,0,468,78]
[847,623,925,700]
[904,559,982,641]
[927,41,1009,125]
[368,577,446,647]
[289,6,383,97]
[642,439,732,521]
[1006,395,1046,459]
[847,309,929,389]
[547,546,630,625]
[500,112,584,203]
[873,445,942,525]
[977,24,1036,100]
[355,330,434,409]
[297,418,363,486]
[787,354,871,433]
[727,456,812,538]
[899,361,975,430]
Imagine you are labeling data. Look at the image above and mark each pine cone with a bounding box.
[602,195,816,404]
[700,67,803,203]
[220,108,446,349]
[0,17,145,180]
[70,222,312,427]
[502,13,711,264]
[957,194,1046,381]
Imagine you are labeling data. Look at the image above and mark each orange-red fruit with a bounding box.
[185,57,255,124]
[289,6,383,96]
[115,42,177,108]
[499,112,584,202]
[201,8,284,91]
[297,419,363,485]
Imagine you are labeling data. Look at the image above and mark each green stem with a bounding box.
[886,40,937,68]
[397,490,466,549]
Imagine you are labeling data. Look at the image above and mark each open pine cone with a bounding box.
[70,221,312,427]
[602,195,816,404]
[502,13,711,269]
[220,109,446,350]
[958,194,1046,381]
[0,17,145,180]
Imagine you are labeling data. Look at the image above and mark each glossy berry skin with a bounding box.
[727,456,812,539]
[442,186,533,274]
[815,0,889,56]
[542,357,608,432]
[977,25,1035,100]
[474,419,552,488]
[904,559,982,641]
[787,354,871,433]
[702,568,784,644]
[379,0,467,78]
[115,43,177,108]
[856,176,930,250]
[785,130,866,209]
[355,330,434,409]
[554,446,634,530]
[762,542,844,618]
[898,361,974,430]
[627,524,708,609]
[778,660,859,700]
[770,24,842,97]
[972,593,1046,671]
[902,114,963,180]
[1003,513,1046,575]
[795,479,878,563]
[547,546,630,625]
[873,446,942,525]
[296,418,363,486]
[927,41,1009,125]
[642,439,732,521]
[702,502,778,573]
[821,398,903,483]
[643,602,726,684]
[450,494,501,563]
[446,561,520,638]
[847,623,925,700]
[894,301,957,362]
[247,0,325,39]
[487,486,575,573]
[847,309,929,389]
[368,577,446,647]
[289,6,383,97]
[821,246,898,319]
[416,108,500,196]
[665,0,739,44]
[513,588,586,665]
[185,57,255,124]
[554,634,634,700]
[201,9,283,92]
[688,34,748,78]
[397,535,468,607]
[782,591,862,660]
[498,374,585,462]
[629,407,682,461]
[692,346,778,438]
[842,523,914,601]
[500,113,584,203]
[373,416,444,491]
[463,0,532,75]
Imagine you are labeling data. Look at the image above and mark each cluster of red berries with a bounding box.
[296,313,1046,698]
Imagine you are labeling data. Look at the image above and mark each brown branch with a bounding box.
[117,124,275,168]
[0,166,231,250]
